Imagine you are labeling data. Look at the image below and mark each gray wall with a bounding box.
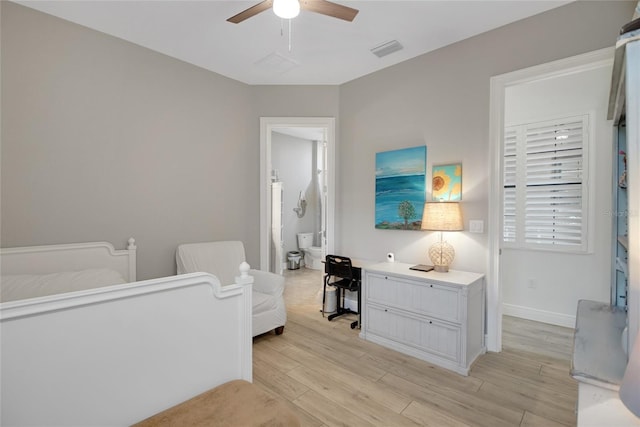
[337,0,635,272]
[1,2,256,279]
[1,1,634,280]
[0,2,341,279]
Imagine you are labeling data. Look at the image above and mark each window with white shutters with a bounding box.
[503,115,589,252]
[503,128,517,243]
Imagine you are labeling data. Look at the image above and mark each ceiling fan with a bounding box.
[227,0,359,24]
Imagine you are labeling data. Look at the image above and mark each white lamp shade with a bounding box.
[421,202,463,231]
[273,0,300,19]
[620,336,640,417]
[421,202,463,272]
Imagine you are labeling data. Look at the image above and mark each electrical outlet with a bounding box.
[469,220,484,233]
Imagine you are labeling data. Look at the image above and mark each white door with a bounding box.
[320,138,328,258]
[271,181,283,275]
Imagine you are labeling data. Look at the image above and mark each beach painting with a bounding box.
[432,163,462,201]
[375,146,427,230]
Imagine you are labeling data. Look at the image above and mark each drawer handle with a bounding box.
[384,309,388,312]
[429,320,433,324]
[430,284,433,288]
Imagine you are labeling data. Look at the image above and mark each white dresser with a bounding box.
[359,262,485,375]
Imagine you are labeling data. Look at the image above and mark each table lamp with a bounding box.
[421,202,463,272]
[620,335,640,417]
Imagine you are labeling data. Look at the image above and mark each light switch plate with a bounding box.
[469,220,484,234]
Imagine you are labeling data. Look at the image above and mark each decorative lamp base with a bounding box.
[428,241,455,273]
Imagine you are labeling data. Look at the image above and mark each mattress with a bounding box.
[1,268,126,302]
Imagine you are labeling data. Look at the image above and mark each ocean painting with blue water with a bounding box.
[375,146,426,230]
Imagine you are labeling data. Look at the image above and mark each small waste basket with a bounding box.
[287,251,301,270]
[323,286,337,314]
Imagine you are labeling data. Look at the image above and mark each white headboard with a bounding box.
[1,238,137,282]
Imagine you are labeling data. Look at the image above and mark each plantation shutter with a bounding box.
[503,115,589,252]
[503,128,517,243]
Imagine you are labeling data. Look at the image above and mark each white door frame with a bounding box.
[260,117,336,272]
[487,47,613,352]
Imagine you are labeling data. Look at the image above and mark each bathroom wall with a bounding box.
[271,132,316,263]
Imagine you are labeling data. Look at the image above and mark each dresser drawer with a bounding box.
[366,304,461,362]
[366,273,461,323]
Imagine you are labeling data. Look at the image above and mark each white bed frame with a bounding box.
[1,268,253,426]
[1,238,137,282]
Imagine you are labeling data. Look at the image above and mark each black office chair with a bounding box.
[323,255,361,329]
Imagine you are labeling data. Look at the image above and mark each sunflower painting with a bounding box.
[432,163,462,201]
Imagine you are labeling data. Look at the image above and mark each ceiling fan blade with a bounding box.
[301,0,359,22]
[227,0,273,24]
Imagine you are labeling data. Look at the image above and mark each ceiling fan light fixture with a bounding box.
[273,0,300,19]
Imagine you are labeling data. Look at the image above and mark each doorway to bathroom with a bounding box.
[259,117,336,275]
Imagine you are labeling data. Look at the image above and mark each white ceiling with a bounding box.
[16,0,572,85]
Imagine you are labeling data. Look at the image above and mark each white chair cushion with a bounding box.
[252,291,277,316]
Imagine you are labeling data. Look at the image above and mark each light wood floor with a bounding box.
[253,268,577,427]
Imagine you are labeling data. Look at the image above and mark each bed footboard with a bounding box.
[1,269,252,426]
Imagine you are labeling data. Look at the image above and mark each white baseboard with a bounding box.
[503,303,576,328]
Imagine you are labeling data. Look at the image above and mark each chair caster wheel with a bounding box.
[350,322,358,329]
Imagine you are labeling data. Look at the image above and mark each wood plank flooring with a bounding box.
[253,268,577,427]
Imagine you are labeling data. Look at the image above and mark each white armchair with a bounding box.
[176,241,286,336]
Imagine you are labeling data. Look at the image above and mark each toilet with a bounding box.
[296,233,323,270]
